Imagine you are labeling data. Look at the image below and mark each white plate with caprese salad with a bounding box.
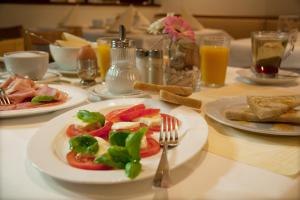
[27,98,208,184]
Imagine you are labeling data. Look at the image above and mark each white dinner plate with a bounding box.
[48,62,77,76]
[237,68,299,85]
[89,84,149,100]
[204,96,300,136]
[27,98,208,184]
[0,84,87,118]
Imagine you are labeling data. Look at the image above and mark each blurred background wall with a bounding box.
[0,0,299,28]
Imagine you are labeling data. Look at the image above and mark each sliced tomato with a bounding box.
[140,138,161,158]
[119,108,160,121]
[105,108,127,122]
[105,104,146,122]
[89,121,113,139]
[149,113,180,132]
[66,124,84,137]
[66,151,112,170]
[66,121,113,139]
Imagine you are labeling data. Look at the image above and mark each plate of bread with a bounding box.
[204,95,300,136]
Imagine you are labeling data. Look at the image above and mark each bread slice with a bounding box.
[159,90,201,109]
[133,81,193,97]
[247,95,300,119]
[225,105,300,124]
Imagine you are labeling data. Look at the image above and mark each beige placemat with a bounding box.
[192,82,300,176]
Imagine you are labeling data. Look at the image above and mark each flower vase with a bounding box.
[164,38,200,90]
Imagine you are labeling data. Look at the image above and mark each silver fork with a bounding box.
[0,88,11,105]
[153,115,179,188]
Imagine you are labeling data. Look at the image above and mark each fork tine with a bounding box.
[174,118,179,143]
[159,115,164,145]
[0,88,11,105]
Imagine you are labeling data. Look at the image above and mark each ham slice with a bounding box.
[35,85,68,101]
[0,76,68,111]
[8,89,36,104]
[5,77,35,95]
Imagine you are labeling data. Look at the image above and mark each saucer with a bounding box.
[89,84,149,100]
[237,68,299,85]
[48,62,77,76]
[0,70,62,84]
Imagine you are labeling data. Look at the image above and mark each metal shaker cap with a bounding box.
[111,24,135,48]
[148,49,162,58]
[136,48,148,57]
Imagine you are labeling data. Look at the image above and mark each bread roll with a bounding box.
[247,95,300,119]
[133,81,192,97]
[159,90,201,109]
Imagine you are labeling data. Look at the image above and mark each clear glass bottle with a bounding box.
[105,38,140,94]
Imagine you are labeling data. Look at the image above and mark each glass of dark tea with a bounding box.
[251,31,294,77]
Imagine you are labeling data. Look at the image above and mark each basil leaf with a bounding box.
[125,160,142,179]
[109,131,131,147]
[108,146,131,163]
[69,134,99,155]
[77,110,105,126]
[125,127,147,161]
[31,95,55,104]
[94,153,125,169]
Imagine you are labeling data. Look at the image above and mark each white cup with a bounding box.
[4,51,49,80]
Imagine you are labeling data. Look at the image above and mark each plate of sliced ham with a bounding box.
[0,76,87,118]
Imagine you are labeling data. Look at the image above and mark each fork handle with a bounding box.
[153,143,170,188]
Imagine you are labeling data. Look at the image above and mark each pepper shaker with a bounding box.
[148,49,163,84]
[136,48,149,83]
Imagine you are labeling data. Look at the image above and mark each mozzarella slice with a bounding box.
[111,121,140,130]
[134,114,162,127]
[94,136,110,157]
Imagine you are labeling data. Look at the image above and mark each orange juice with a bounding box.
[200,46,229,86]
[97,44,111,80]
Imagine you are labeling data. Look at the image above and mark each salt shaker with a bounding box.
[136,48,149,83]
[105,25,140,94]
[148,49,163,84]
[77,45,98,85]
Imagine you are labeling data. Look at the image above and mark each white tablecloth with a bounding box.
[1,67,300,200]
[229,34,300,69]
[83,28,232,49]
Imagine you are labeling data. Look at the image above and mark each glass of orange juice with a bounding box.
[97,38,112,81]
[200,36,230,87]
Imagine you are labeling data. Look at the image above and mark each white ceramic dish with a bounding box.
[49,44,79,71]
[0,70,62,84]
[89,84,149,99]
[204,96,300,136]
[48,62,77,76]
[27,98,208,184]
[237,69,299,85]
[0,84,87,118]
[3,51,49,80]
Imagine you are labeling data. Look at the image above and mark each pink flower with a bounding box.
[163,16,195,42]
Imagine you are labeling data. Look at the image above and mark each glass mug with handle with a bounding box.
[251,31,294,77]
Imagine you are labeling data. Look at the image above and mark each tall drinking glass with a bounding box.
[199,35,230,87]
[97,38,112,81]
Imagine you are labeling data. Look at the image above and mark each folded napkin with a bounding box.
[133,10,151,31]
[109,5,150,33]
[180,7,204,31]
[108,6,134,33]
